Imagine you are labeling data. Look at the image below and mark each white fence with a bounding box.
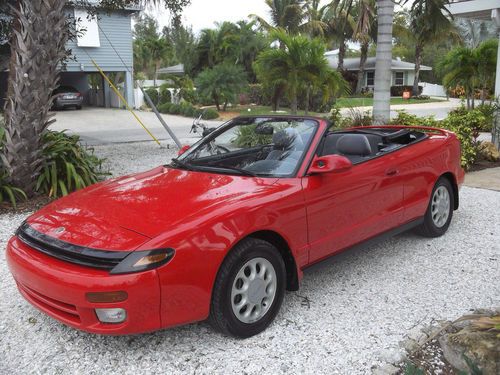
[421,82,447,97]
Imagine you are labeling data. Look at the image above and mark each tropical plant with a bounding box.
[438,39,498,109]
[372,0,395,124]
[321,0,355,71]
[250,0,305,35]
[404,0,457,95]
[2,0,190,197]
[352,0,376,94]
[195,64,248,111]
[145,36,173,86]
[36,131,108,198]
[254,29,347,114]
[0,125,27,208]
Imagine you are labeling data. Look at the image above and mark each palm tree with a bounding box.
[254,29,347,114]
[146,37,173,86]
[352,0,376,94]
[475,39,498,104]
[439,46,477,109]
[2,0,190,196]
[321,0,355,71]
[372,0,395,124]
[406,0,456,96]
[2,0,70,195]
[250,0,305,35]
[301,0,328,38]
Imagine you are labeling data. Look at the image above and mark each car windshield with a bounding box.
[173,117,318,177]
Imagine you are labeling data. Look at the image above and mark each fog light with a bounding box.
[95,308,127,324]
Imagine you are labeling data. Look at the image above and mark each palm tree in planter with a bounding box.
[254,29,347,115]
[2,0,190,197]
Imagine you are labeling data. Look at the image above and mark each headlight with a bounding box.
[110,248,175,275]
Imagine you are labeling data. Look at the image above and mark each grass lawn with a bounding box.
[218,97,447,120]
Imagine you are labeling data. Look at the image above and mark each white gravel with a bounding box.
[0,141,499,374]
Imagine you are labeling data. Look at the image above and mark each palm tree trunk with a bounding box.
[213,93,221,111]
[290,88,298,115]
[355,41,369,95]
[2,0,69,196]
[373,0,395,124]
[412,43,423,96]
[338,38,346,71]
[304,86,311,115]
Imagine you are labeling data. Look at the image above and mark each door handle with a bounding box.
[385,168,399,176]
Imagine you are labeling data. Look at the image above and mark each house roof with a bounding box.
[157,63,185,75]
[326,54,432,72]
[446,0,500,21]
[68,0,141,12]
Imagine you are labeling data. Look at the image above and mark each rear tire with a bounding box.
[76,105,82,110]
[209,238,286,338]
[416,177,454,237]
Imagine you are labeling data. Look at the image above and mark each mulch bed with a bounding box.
[0,195,51,215]
[469,159,500,172]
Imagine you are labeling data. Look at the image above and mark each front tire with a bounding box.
[209,238,286,338]
[416,177,454,237]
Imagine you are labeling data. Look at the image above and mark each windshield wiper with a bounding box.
[209,165,257,177]
[170,158,196,171]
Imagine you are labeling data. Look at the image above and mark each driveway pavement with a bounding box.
[50,107,225,146]
[51,99,461,146]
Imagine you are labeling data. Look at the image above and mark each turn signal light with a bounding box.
[86,291,128,303]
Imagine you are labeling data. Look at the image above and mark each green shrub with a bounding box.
[391,110,438,127]
[157,102,173,114]
[36,131,108,198]
[0,122,27,208]
[441,109,484,170]
[144,88,159,106]
[202,108,219,120]
[414,95,430,100]
[159,84,172,105]
[475,103,495,132]
[180,88,198,104]
[390,85,422,96]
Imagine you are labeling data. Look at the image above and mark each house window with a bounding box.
[74,9,100,47]
[395,72,404,86]
[366,71,374,86]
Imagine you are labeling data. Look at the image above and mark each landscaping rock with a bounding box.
[439,326,499,375]
[479,141,500,162]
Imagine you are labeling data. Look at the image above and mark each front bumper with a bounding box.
[6,236,162,335]
[55,97,83,108]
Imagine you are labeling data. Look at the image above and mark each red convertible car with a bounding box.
[7,116,464,338]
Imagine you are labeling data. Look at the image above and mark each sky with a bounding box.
[149,0,409,34]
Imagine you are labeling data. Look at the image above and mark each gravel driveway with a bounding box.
[1,141,499,374]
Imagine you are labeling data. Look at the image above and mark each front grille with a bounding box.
[18,282,81,324]
[16,222,131,271]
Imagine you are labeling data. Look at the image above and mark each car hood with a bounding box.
[26,166,279,251]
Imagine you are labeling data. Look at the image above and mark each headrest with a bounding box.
[336,134,372,156]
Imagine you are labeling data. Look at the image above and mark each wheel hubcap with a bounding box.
[431,186,450,228]
[231,257,277,324]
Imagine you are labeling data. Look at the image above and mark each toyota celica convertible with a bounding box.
[7,115,464,338]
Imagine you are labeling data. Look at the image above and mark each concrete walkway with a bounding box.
[464,167,500,191]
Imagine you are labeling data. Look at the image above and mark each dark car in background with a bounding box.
[52,85,83,110]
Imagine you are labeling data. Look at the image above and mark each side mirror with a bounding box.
[308,154,352,174]
[178,145,190,156]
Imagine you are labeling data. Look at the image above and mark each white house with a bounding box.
[325,50,432,91]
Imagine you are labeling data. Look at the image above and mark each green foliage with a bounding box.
[391,110,438,127]
[441,109,484,170]
[36,131,108,198]
[460,354,483,375]
[402,362,425,375]
[0,121,27,208]
[328,106,372,129]
[254,29,348,114]
[202,108,220,120]
[474,104,495,132]
[159,84,172,105]
[234,125,274,148]
[145,88,160,106]
[157,102,219,120]
[195,64,248,111]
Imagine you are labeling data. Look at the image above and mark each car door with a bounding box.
[302,152,404,264]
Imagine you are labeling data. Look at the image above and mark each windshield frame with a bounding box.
[174,116,320,178]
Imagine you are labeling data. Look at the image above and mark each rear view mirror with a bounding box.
[255,124,274,135]
[308,155,352,175]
